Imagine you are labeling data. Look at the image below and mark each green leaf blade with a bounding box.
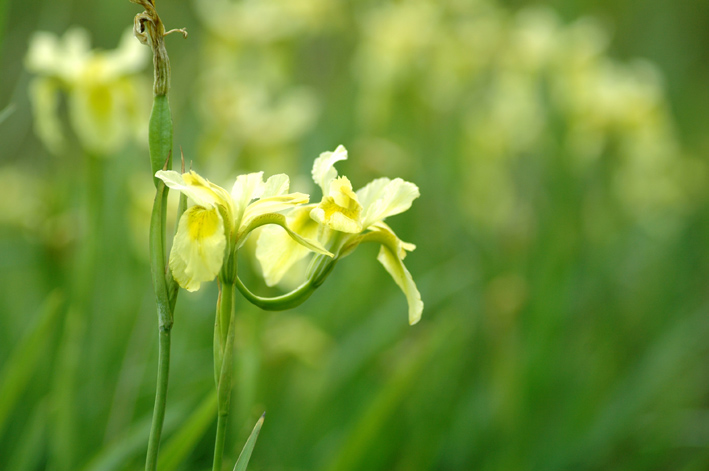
[233,413,266,471]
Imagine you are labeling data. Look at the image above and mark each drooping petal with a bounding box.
[363,223,422,325]
[357,177,420,228]
[256,205,323,286]
[169,206,227,292]
[156,170,231,210]
[369,221,416,258]
[377,243,423,325]
[311,145,348,194]
[28,78,65,154]
[231,172,265,224]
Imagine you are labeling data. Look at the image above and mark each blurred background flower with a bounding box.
[2,0,709,470]
[25,27,149,156]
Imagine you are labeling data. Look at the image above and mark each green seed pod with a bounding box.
[149,94,172,186]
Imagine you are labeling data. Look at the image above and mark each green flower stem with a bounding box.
[145,316,171,471]
[144,52,178,471]
[145,178,174,471]
[213,282,237,471]
[212,409,229,471]
[131,1,185,469]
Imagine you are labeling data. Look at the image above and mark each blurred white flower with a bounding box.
[194,0,338,42]
[25,27,149,155]
[353,0,700,234]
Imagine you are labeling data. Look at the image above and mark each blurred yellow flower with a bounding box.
[257,146,423,325]
[352,1,700,236]
[25,27,149,155]
[156,169,330,292]
[194,0,337,42]
[194,36,320,180]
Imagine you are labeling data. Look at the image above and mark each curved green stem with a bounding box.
[234,252,337,311]
[234,277,316,311]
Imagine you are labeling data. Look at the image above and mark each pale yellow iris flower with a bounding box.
[156,169,331,292]
[257,145,423,325]
[25,27,149,155]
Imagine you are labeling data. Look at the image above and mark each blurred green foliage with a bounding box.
[2,0,709,470]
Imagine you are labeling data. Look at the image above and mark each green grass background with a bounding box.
[2,0,709,470]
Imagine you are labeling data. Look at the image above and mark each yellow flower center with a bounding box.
[328,177,362,217]
[309,176,363,233]
[188,207,221,240]
[88,83,114,120]
[319,196,361,223]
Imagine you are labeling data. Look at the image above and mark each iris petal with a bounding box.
[311,145,348,194]
[169,206,227,292]
[357,177,420,228]
[256,204,321,286]
[231,172,266,224]
[28,78,65,154]
[156,170,231,211]
[377,243,423,325]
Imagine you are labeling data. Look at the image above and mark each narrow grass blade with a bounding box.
[0,103,14,125]
[81,396,194,471]
[232,413,266,471]
[49,305,87,471]
[158,391,217,471]
[0,291,63,437]
[6,399,47,471]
